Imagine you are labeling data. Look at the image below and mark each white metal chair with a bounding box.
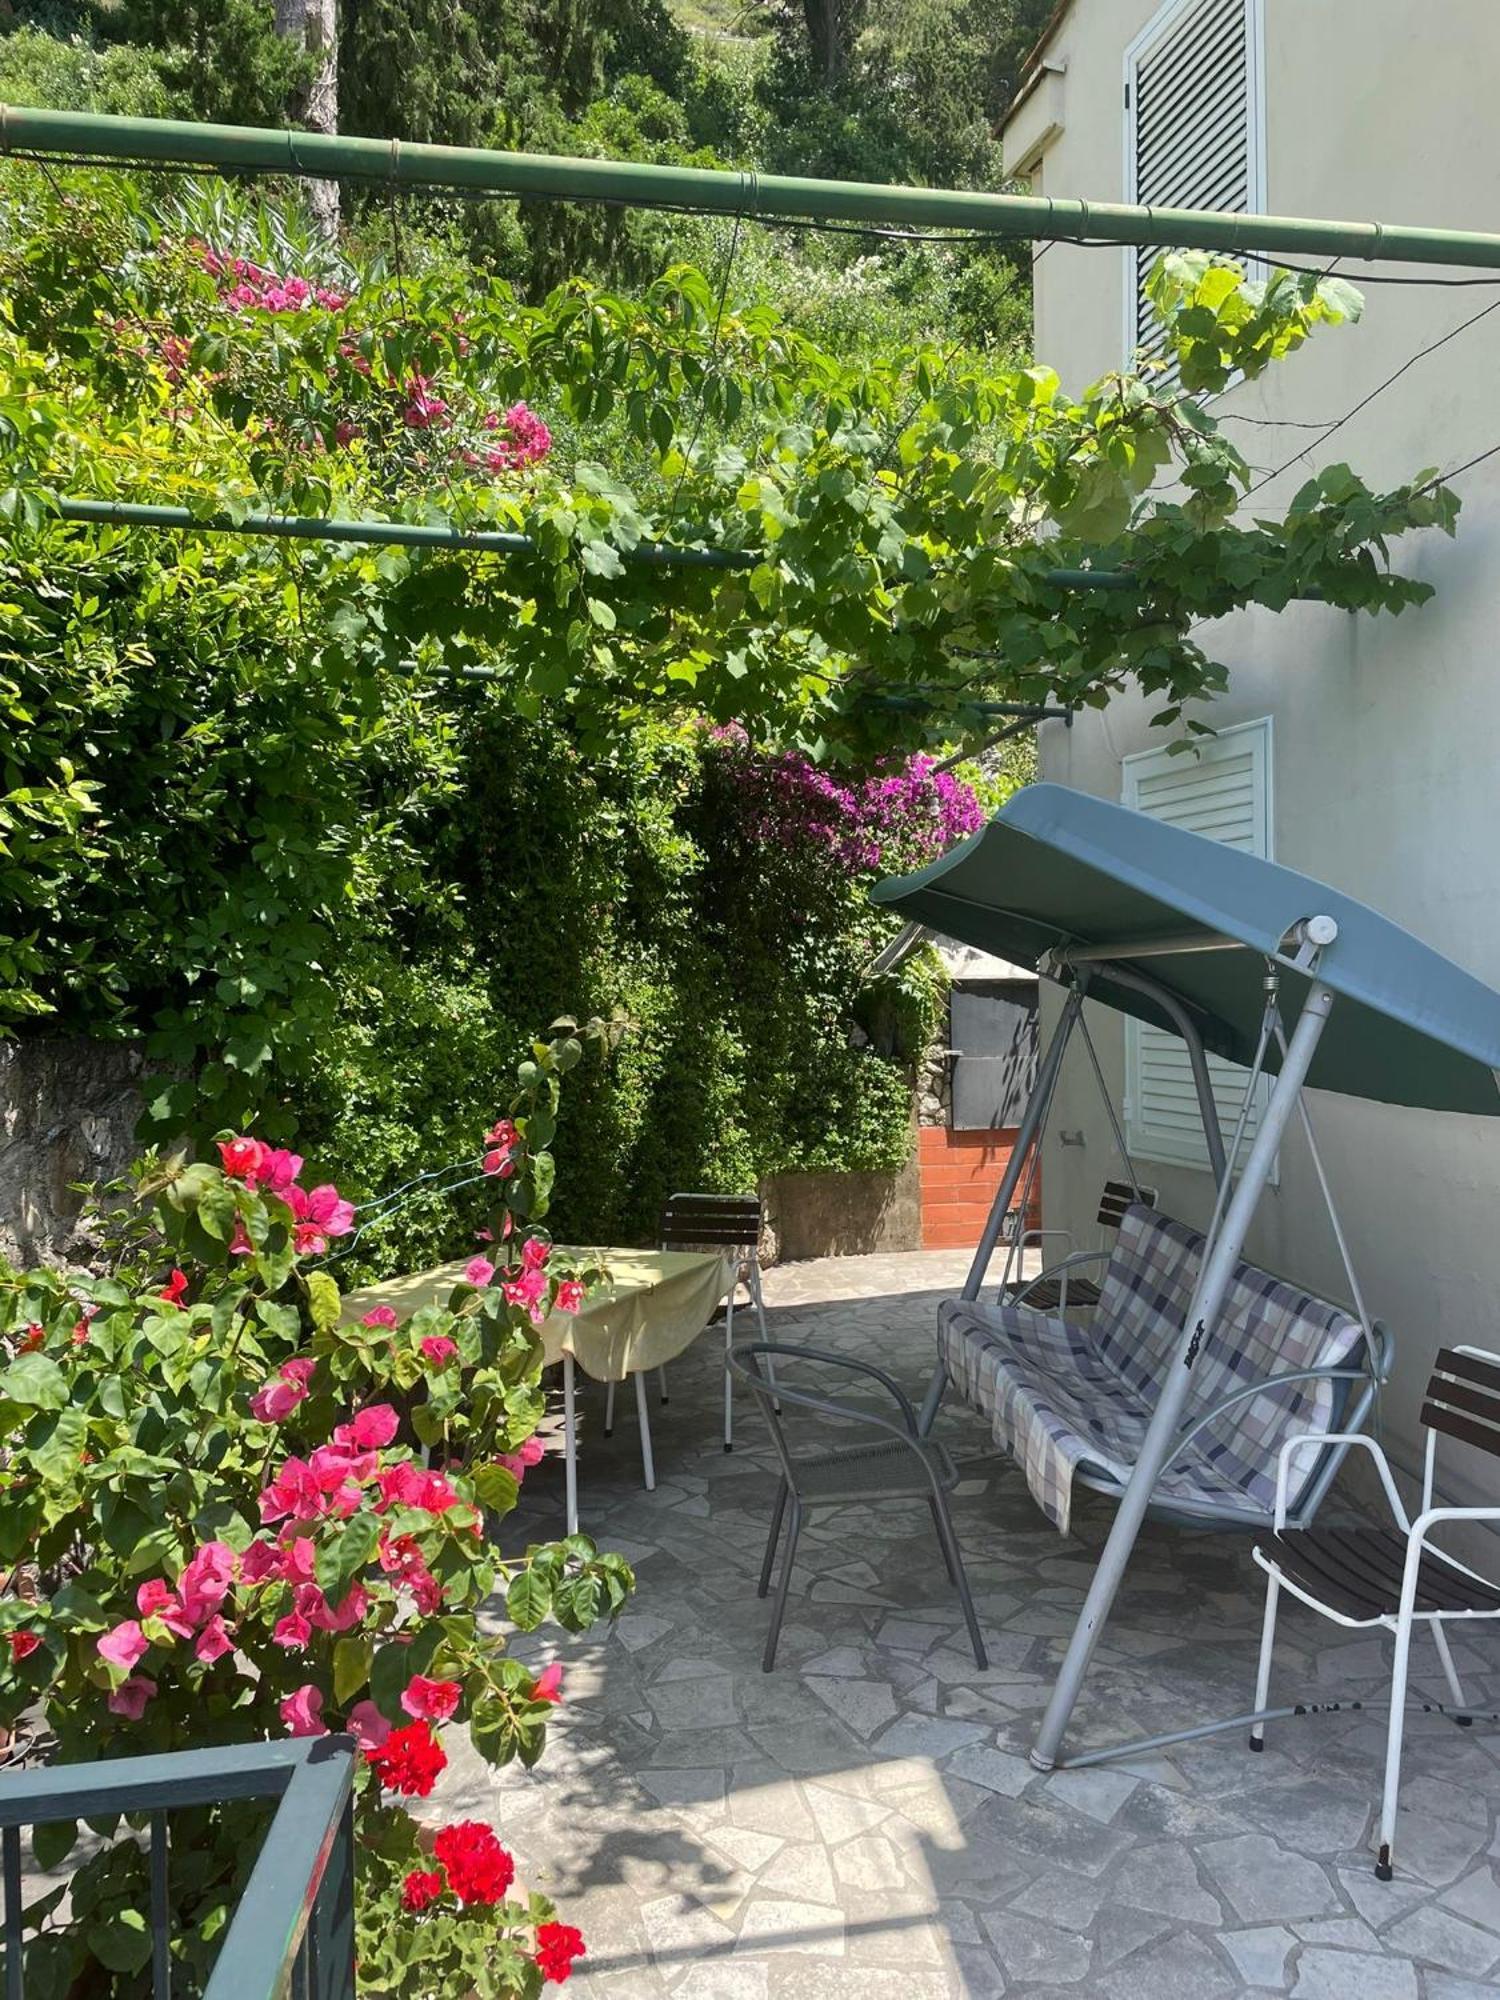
[1249,1343,1500,1880]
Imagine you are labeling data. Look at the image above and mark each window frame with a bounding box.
[1121,0,1268,370]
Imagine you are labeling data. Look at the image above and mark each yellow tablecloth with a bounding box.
[342,1246,734,1382]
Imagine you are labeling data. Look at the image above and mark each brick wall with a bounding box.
[917,1125,1041,1252]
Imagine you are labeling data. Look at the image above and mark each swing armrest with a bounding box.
[1009,1248,1110,1306]
[1271,1430,1407,1533]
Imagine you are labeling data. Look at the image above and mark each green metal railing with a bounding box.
[0,1738,355,2000]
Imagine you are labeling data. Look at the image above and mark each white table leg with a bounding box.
[562,1354,579,1535]
[633,1370,656,1491]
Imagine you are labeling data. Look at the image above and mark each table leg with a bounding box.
[633,1371,656,1492]
[563,1354,579,1536]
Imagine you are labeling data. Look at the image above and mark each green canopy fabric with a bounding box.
[873,783,1500,1117]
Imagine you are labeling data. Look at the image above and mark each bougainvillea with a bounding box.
[0,1023,627,1998]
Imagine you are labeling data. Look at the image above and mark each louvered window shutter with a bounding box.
[1124,0,1264,370]
[1122,719,1273,1171]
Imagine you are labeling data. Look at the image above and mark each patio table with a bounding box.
[342,1246,734,1533]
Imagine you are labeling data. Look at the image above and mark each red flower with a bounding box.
[365,1720,447,1798]
[401,1868,444,1914]
[17,1323,45,1353]
[531,1662,564,1706]
[401,1674,462,1723]
[433,1820,514,1906]
[157,1269,189,1306]
[535,1922,586,1983]
[6,1630,41,1662]
[218,1135,268,1182]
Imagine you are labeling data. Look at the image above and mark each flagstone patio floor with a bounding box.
[455,1249,1500,1999]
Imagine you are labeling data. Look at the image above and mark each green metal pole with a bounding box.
[7,106,1500,270]
[48,498,1162,592]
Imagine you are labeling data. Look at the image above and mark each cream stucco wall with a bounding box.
[1009,0,1500,1498]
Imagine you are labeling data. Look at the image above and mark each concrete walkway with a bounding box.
[450,1251,1500,1998]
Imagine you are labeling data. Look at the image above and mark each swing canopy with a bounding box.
[873,782,1500,1117]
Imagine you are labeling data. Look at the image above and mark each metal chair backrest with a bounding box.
[1097,1179,1157,1230]
[659,1191,761,1255]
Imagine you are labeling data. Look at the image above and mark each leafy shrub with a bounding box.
[0,1024,622,1996]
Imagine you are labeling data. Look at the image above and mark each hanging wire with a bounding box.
[1245,294,1500,495]
[1076,1006,1144,1200]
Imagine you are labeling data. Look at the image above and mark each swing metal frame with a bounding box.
[875,782,1500,1775]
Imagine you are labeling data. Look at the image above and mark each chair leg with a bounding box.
[1377,1610,1418,1880]
[723,1289,735,1452]
[758,1479,788,1599]
[931,1491,987,1671]
[603,1377,616,1438]
[929,1497,959,1583]
[658,1367,670,1407]
[1431,1622,1471,1722]
[633,1372,656,1492]
[749,1261,779,1411]
[763,1497,803,1673]
[1250,1572,1281,1751]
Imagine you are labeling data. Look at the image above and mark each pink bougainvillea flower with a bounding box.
[474,1227,493,1244]
[218,1135,267,1182]
[282,1358,317,1389]
[346,1699,392,1752]
[334,418,360,448]
[228,1215,255,1258]
[502,1268,549,1323]
[98,1621,149,1673]
[135,1580,195,1639]
[287,1183,355,1250]
[361,1305,398,1330]
[299,1581,368,1634]
[464,1256,495,1288]
[497,1435,546,1484]
[107,1675,157,1721]
[259,1457,325,1524]
[273,1609,312,1651]
[333,1405,399,1451]
[157,1269,190,1306]
[485,1118,519,1149]
[239,1540,282,1585]
[531,1662,564,1706]
[6,1630,41,1662]
[280,1685,327,1737]
[179,1542,237,1625]
[401,1674,462,1722]
[260,1147,303,1195]
[554,1278,586,1315]
[419,1334,458,1369]
[374,1461,460,1518]
[400,375,449,429]
[250,1376,307,1424]
[482,1147,516,1178]
[520,1237,550,1274]
[194,1615,235,1664]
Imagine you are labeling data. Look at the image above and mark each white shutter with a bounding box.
[1123,0,1265,370]
[1122,719,1273,1172]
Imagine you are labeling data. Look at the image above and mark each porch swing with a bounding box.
[872,781,1500,1771]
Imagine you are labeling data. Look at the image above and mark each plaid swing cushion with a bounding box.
[938,1204,1365,1534]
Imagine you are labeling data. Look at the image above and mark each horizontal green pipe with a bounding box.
[46,497,1146,590]
[7,106,1500,269]
[53,496,751,567]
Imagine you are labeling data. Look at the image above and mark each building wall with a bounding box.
[1009,0,1500,1497]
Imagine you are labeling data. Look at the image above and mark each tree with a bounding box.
[274,0,339,235]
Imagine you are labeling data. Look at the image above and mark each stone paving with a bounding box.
[451,1250,1500,1998]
